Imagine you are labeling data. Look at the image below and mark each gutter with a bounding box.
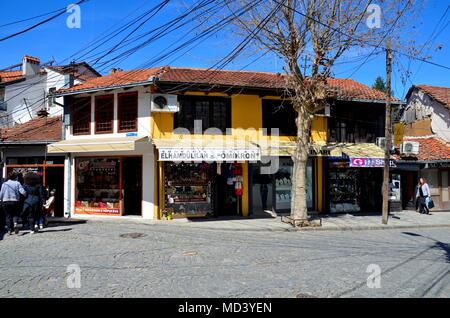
[0,141,59,146]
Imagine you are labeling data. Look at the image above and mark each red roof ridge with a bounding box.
[165,66,284,76]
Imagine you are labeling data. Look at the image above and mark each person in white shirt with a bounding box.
[416,178,431,214]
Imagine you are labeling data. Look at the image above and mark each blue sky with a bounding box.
[0,0,448,99]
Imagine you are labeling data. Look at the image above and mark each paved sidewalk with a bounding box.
[69,210,450,232]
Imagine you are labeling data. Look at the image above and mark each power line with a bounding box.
[272,0,450,72]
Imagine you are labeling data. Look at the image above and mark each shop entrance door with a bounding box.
[215,163,239,216]
[45,167,65,217]
[402,171,418,210]
[122,157,142,216]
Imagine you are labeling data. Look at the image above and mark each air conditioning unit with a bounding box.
[376,137,386,149]
[151,94,179,113]
[400,141,420,155]
[376,137,395,150]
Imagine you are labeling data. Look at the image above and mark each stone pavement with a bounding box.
[0,218,448,298]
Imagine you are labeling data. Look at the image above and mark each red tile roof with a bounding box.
[415,85,450,109]
[0,116,62,143]
[0,71,24,84]
[402,137,450,161]
[58,66,394,102]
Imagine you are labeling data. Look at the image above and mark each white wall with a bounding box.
[67,145,155,219]
[66,86,152,140]
[1,68,70,127]
[404,89,450,142]
[62,86,155,219]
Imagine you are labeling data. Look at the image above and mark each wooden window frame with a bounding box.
[118,92,138,133]
[174,96,231,134]
[94,94,114,134]
[72,97,92,136]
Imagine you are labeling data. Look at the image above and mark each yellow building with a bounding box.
[49,67,394,219]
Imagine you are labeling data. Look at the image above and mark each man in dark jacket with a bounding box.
[22,172,45,234]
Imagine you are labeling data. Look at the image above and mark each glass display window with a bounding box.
[329,168,361,213]
[75,158,121,215]
[164,162,213,218]
[274,158,293,212]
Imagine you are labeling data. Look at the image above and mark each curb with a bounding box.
[293,223,450,232]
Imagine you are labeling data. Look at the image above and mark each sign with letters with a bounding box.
[350,157,385,168]
[158,148,261,162]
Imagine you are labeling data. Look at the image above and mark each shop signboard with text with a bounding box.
[158,148,261,162]
[350,158,384,168]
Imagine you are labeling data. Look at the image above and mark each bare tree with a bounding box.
[215,0,418,226]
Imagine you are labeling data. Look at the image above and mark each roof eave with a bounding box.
[53,79,156,97]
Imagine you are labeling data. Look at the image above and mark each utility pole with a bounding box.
[382,39,392,225]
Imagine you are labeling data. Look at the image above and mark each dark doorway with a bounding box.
[214,163,239,216]
[402,171,418,210]
[45,167,65,217]
[122,157,142,216]
[359,169,383,212]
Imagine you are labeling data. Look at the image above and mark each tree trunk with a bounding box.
[290,155,308,220]
[290,111,312,221]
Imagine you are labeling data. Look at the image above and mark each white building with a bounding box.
[402,85,450,142]
[0,55,100,127]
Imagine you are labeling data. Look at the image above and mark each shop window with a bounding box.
[174,96,231,133]
[262,99,297,136]
[72,97,91,135]
[95,95,114,134]
[118,92,138,132]
[421,169,439,190]
[75,158,121,215]
[442,171,449,202]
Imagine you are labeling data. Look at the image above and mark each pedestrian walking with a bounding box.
[416,178,431,215]
[0,172,27,235]
[22,172,45,235]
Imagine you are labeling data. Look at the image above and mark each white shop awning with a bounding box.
[47,137,149,153]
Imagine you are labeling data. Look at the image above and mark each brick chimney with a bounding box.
[22,55,41,76]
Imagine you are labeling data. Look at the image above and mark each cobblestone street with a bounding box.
[0,219,449,298]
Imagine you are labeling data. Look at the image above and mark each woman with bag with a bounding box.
[416,178,431,214]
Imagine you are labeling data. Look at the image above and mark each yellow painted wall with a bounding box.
[152,91,328,217]
[151,112,174,139]
[311,116,328,143]
[231,95,262,131]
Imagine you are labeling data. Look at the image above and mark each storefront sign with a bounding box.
[75,207,120,215]
[426,162,450,168]
[158,148,261,162]
[350,157,385,168]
